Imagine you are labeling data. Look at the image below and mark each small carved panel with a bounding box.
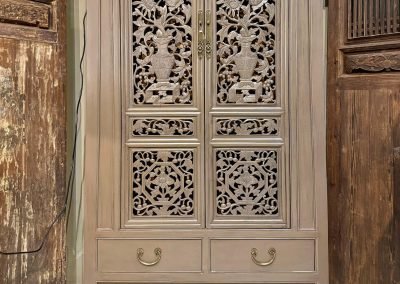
[215,118,279,136]
[0,0,51,29]
[215,149,279,216]
[132,0,193,105]
[216,0,276,105]
[345,51,400,73]
[132,150,195,217]
[131,118,194,137]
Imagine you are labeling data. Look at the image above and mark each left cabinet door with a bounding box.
[122,0,206,229]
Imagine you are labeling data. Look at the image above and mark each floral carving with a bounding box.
[215,150,279,216]
[345,51,400,73]
[216,118,278,136]
[216,0,276,104]
[132,150,195,217]
[132,118,194,136]
[132,0,193,105]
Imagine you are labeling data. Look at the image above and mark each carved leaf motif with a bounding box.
[345,51,400,73]
[216,118,279,136]
[132,118,194,136]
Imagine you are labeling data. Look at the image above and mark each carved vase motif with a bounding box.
[216,0,276,104]
[151,33,175,82]
[234,34,258,81]
[145,31,180,104]
[228,31,262,103]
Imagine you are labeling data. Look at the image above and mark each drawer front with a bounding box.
[98,239,202,273]
[210,239,315,273]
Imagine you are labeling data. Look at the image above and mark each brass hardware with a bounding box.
[250,248,277,267]
[137,248,162,266]
[205,10,212,59]
[198,10,205,58]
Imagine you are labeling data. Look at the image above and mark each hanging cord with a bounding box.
[0,12,87,256]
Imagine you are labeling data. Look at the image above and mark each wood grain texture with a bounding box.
[328,0,400,283]
[0,0,66,283]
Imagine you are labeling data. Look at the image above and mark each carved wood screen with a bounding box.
[85,0,328,282]
[123,0,288,229]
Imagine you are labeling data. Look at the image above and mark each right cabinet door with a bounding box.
[205,0,289,229]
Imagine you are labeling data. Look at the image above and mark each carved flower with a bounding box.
[236,166,258,187]
[153,167,175,189]
[250,0,263,5]
[217,0,242,15]
[165,0,184,9]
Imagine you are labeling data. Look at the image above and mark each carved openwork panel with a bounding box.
[131,118,195,137]
[132,0,194,105]
[131,150,195,217]
[215,0,277,105]
[215,149,279,217]
[215,118,279,136]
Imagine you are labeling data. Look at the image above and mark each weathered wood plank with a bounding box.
[328,0,400,283]
[392,92,400,283]
[0,0,66,283]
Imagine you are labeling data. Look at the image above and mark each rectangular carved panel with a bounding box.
[0,0,51,29]
[131,0,194,106]
[344,50,400,73]
[130,148,199,225]
[215,0,277,105]
[214,149,279,218]
[214,118,279,136]
[131,118,195,137]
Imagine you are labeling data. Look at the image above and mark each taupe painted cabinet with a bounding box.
[84,0,329,283]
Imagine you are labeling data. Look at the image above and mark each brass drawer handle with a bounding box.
[137,248,162,266]
[251,248,276,266]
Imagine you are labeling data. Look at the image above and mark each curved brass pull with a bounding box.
[251,248,277,267]
[205,10,212,58]
[137,248,162,266]
[198,10,205,58]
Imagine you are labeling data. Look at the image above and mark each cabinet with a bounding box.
[84,0,329,283]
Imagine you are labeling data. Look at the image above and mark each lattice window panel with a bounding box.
[348,0,400,39]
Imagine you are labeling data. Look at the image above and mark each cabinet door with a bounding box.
[122,0,205,228]
[205,0,289,228]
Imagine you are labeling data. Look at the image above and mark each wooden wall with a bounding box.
[328,0,400,283]
[0,0,67,283]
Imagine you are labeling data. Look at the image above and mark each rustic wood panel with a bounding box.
[328,0,400,283]
[328,89,400,284]
[0,0,66,283]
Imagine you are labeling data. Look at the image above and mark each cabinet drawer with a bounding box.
[98,239,202,273]
[210,239,315,273]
